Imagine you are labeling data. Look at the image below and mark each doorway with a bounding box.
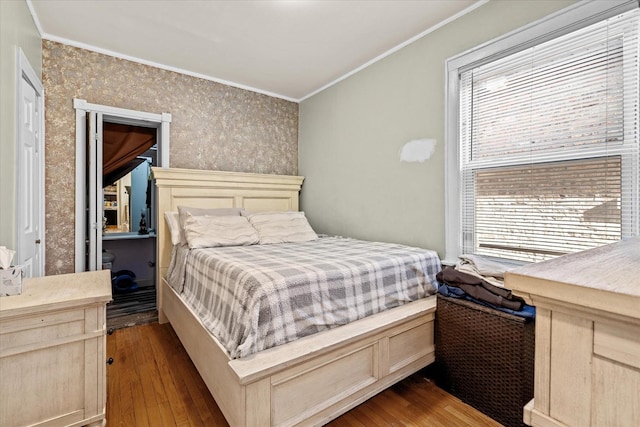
[74,100,171,327]
[73,99,171,272]
[102,122,158,327]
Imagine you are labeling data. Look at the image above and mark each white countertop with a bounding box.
[102,231,156,241]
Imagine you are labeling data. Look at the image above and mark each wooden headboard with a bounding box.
[151,167,304,291]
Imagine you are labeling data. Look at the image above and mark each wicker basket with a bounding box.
[435,294,535,427]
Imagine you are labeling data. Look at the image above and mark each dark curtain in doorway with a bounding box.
[103,122,156,187]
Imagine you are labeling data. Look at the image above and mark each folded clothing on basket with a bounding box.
[436,266,525,311]
[455,254,519,288]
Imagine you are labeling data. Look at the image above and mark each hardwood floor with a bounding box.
[106,323,503,426]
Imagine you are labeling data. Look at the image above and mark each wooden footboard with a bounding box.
[161,278,436,427]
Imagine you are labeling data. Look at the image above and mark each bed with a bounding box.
[152,167,440,427]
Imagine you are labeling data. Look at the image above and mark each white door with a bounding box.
[86,111,104,271]
[16,73,44,277]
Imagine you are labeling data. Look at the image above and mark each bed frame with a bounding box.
[152,167,437,427]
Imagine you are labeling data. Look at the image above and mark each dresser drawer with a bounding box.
[594,320,640,370]
[0,307,104,358]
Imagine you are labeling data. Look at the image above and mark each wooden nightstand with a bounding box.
[0,270,112,427]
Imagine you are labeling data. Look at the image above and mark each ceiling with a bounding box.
[28,0,482,102]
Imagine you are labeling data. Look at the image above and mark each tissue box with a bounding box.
[0,266,23,296]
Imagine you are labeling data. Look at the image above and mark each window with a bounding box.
[445,1,639,263]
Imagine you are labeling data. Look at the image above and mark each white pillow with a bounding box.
[164,211,184,246]
[248,211,318,244]
[178,205,243,227]
[182,214,259,249]
[174,206,244,245]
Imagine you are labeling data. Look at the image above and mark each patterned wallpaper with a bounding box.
[42,40,298,275]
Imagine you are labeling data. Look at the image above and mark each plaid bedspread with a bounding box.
[169,237,441,359]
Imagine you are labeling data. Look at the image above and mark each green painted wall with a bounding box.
[0,0,41,249]
[299,0,577,257]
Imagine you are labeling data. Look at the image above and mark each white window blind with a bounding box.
[459,8,639,263]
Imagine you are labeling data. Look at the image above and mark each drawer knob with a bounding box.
[108,328,114,335]
[107,357,114,365]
